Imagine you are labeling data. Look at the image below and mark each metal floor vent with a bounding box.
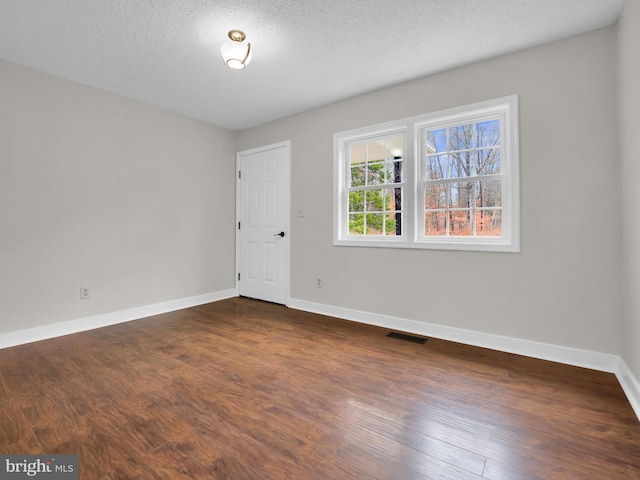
[386,332,427,344]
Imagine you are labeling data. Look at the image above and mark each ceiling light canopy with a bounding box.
[221,30,252,70]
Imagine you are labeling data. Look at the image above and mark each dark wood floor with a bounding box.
[1,297,639,479]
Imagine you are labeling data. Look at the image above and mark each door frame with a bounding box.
[235,140,291,305]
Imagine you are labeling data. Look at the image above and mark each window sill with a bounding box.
[333,237,520,253]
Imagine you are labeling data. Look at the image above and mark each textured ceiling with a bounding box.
[0,0,624,131]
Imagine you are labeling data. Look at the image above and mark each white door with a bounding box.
[237,141,290,305]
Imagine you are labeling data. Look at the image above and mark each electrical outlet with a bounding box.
[80,287,90,300]
[316,277,323,288]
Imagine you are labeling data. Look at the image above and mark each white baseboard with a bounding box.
[0,289,238,350]
[616,358,640,421]
[289,298,640,421]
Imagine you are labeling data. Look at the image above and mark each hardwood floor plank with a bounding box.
[0,297,638,479]
[0,372,42,452]
[354,404,487,475]
[335,425,485,480]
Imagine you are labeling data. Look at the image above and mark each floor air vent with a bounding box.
[386,332,427,344]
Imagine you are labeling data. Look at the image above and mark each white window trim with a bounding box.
[333,95,520,253]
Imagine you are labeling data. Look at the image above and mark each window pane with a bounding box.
[425,184,446,209]
[449,124,474,151]
[349,143,366,187]
[387,135,404,160]
[365,189,383,211]
[383,186,402,211]
[384,187,402,236]
[349,190,364,212]
[477,209,502,236]
[476,180,501,208]
[450,151,473,178]
[350,165,366,187]
[385,211,401,236]
[426,128,447,154]
[450,182,474,209]
[367,139,387,163]
[366,213,384,235]
[450,210,472,236]
[388,158,403,184]
[477,119,500,148]
[426,155,447,180]
[477,149,501,175]
[349,213,364,235]
[425,212,447,236]
[367,161,385,186]
[350,142,366,164]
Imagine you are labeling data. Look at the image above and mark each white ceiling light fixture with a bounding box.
[221,30,252,70]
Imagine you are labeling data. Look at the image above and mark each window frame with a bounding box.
[333,95,520,252]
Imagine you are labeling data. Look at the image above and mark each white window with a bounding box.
[334,95,519,252]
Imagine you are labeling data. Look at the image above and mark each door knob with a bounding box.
[274,231,285,238]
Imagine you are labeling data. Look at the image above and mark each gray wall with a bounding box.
[0,60,237,334]
[619,2,640,381]
[237,27,622,355]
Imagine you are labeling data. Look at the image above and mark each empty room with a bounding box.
[1,0,639,478]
